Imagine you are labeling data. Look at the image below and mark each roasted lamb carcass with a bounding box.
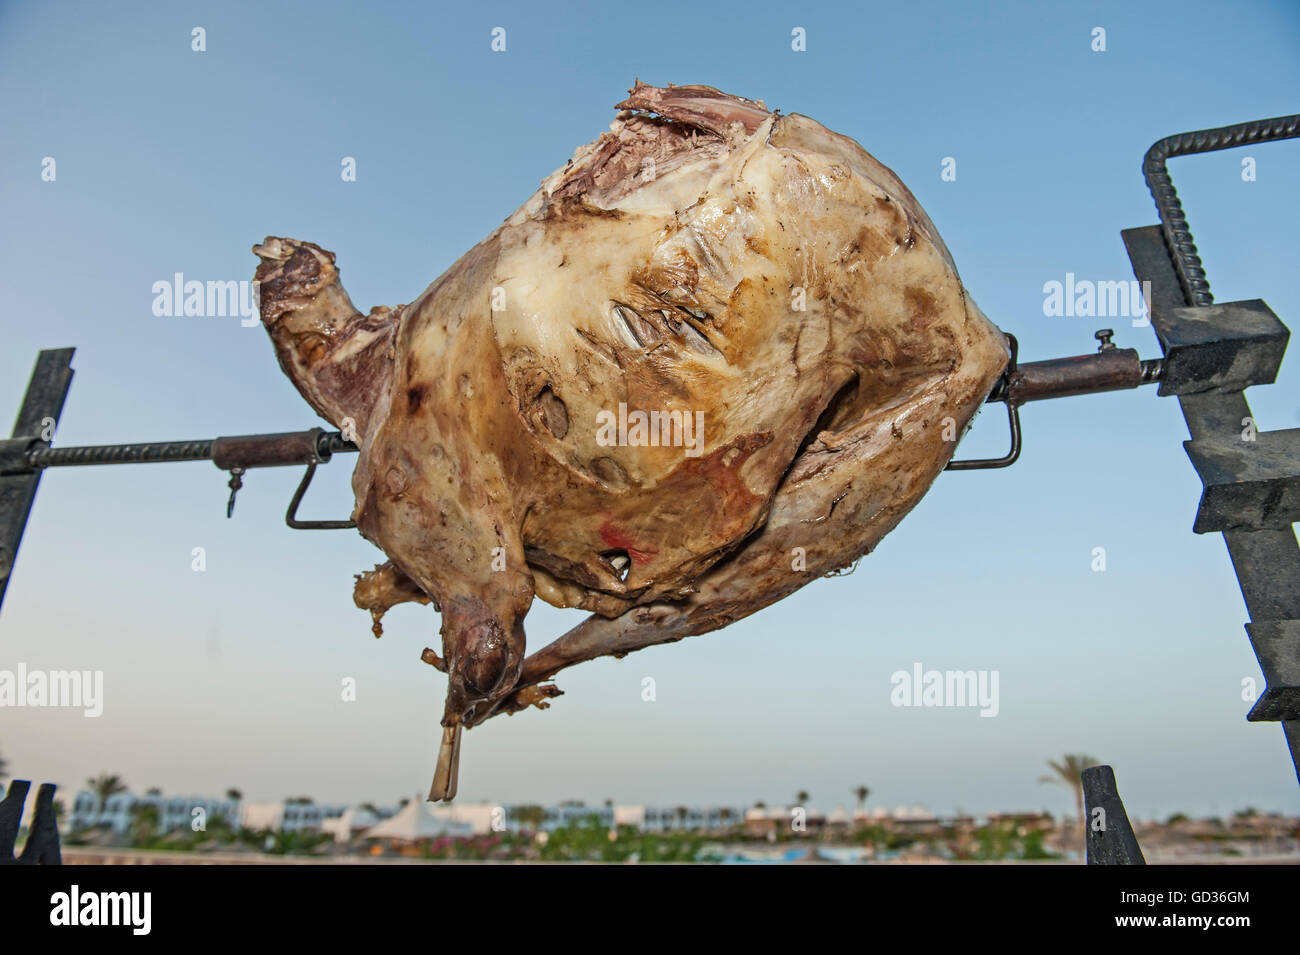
[252,82,1008,799]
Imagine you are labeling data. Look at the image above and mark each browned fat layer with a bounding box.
[554,114,729,205]
[541,194,626,223]
[615,80,772,136]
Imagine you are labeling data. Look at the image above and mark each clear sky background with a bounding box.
[1,0,1297,820]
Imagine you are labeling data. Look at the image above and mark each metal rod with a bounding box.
[21,429,356,471]
[1143,113,1300,307]
[28,439,214,468]
[12,350,1160,476]
[990,348,1148,404]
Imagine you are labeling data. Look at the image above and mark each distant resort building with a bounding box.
[627,806,746,832]
[62,788,1070,842]
[69,791,239,834]
[985,811,1055,833]
[239,800,350,833]
[744,806,827,837]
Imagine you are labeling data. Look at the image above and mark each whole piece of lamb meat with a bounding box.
[252,81,1009,800]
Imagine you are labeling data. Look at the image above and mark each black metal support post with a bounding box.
[0,780,62,865]
[1124,114,1300,785]
[0,349,74,610]
[1083,765,1145,865]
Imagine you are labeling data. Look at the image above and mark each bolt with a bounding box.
[1095,329,1116,351]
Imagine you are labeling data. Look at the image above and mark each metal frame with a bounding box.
[0,349,73,608]
[0,780,61,865]
[1123,114,1300,786]
[1083,765,1146,865]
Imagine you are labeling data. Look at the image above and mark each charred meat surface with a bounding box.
[252,81,1009,799]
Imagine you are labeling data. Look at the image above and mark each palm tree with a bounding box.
[1039,754,1098,850]
[145,787,162,797]
[129,802,160,846]
[87,773,128,809]
[795,790,809,808]
[86,773,128,829]
[853,786,870,816]
[225,788,243,802]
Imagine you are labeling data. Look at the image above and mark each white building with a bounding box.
[67,792,767,840]
[239,801,349,833]
[539,803,614,831]
[69,791,239,834]
[362,801,619,835]
[437,802,503,835]
[620,806,744,832]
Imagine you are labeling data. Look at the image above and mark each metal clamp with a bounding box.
[286,458,357,530]
[208,426,357,529]
[284,429,357,530]
[946,334,1022,471]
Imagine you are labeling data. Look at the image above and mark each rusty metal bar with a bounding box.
[995,348,1146,403]
[22,428,355,471]
[212,430,328,471]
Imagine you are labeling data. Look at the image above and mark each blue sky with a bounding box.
[1,0,1297,819]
